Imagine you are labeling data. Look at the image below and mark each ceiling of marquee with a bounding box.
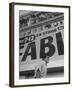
[19,11,64,30]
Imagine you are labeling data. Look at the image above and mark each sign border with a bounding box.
[9,2,70,87]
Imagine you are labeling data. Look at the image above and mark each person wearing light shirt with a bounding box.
[34,56,50,78]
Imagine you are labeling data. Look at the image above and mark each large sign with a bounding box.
[19,19,64,71]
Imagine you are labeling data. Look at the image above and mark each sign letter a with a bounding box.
[21,42,37,61]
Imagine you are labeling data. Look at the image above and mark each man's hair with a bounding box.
[46,56,49,58]
[42,56,49,60]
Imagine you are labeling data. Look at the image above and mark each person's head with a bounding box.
[42,56,49,63]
